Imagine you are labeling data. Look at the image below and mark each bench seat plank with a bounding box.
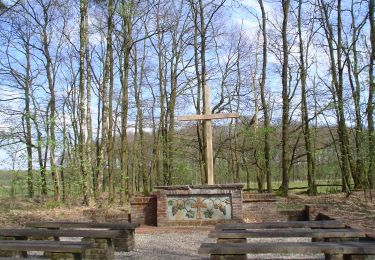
[0,228,122,238]
[26,221,139,253]
[199,241,375,255]
[26,221,139,230]
[209,228,365,239]
[216,220,345,230]
[0,240,92,253]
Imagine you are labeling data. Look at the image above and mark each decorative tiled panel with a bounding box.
[156,184,243,226]
[166,195,232,221]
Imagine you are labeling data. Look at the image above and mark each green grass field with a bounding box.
[0,170,28,197]
[242,179,343,194]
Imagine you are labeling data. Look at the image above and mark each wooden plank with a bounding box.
[0,228,122,238]
[198,241,375,255]
[215,220,346,230]
[209,228,366,239]
[0,240,92,253]
[176,113,240,121]
[26,221,139,230]
[205,118,214,185]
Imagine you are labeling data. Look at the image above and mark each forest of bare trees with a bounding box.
[0,0,373,204]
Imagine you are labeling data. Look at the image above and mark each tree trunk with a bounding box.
[133,43,148,195]
[318,0,351,193]
[32,101,48,196]
[79,0,90,205]
[280,0,291,196]
[107,0,115,203]
[190,1,205,184]
[258,0,272,193]
[119,0,133,203]
[345,27,364,188]
[96,0,113,196]
[368,0,375,189]
[298,0,316,195]
[24,42,33,198]
[85,0,94,203]
[42,7,60,202]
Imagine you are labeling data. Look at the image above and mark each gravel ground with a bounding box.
[0,233,327,259]
[119,231,213,259]
[118,229,324,260]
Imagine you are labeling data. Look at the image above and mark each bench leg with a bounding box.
[73,253,82,260]
[324,237,362,260]
[325,254,345,260]
[112,229,135,252]
[210,255,248,260]
[214,238,247,260]
[324,254,374,260]
[15,236,28,257]
[82,237,114,260]
[345,256,375,260]
[210,254,248,260]
[0,236,27,258]
[45,252,81,259]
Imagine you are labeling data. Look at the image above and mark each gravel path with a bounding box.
[119,231,213,259]
[26,227,324,259]
[118,228,324,260]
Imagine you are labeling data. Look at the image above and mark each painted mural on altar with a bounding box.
[166,195,232,221]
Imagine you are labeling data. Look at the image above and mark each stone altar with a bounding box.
[155,184,243,226]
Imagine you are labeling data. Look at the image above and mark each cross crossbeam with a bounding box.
[177,113,239,121]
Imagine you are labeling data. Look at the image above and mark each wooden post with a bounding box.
[204,85,214,185]
[177,85,240,185]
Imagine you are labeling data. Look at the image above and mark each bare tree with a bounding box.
[368,0,375,189]
[297,0,316,195]
[279,0,291,196]
[318,0,352,193]
[258,0,272,193]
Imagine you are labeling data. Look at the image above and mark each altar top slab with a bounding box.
[154,184,244,190]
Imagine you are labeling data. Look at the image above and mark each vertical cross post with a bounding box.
[177,85,239,185]
[203,84,214,185]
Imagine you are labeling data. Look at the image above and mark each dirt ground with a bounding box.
[0,191,374,231]
[282,191,375,231]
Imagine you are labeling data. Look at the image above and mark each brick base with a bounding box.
[130,195,157,226]
[242,192,306,222]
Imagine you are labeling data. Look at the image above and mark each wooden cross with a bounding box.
[177,84,239,185]
[191,197,207,219]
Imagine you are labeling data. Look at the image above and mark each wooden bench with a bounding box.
[0,228,121,259]
[199,241,375,260]
[0,240,92,259]
[209,228,366,240]
[26,221,139,252]
[215,220,346,230]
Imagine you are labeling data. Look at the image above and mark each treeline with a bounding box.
[0,0,374,204]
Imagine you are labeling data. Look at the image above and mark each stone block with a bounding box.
[82,237,114,260]
[113,229,135,252]
[45,252,79,260]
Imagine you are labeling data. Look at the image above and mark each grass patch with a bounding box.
[243,180,343,194]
